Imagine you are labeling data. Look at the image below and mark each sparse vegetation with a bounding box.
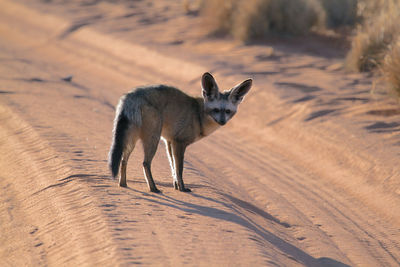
[345,0,400,72]
[345,0,400,94]
[200,0,400,97]
[201,0,358,41]
[382,42,400,95]
[319,0,357,28]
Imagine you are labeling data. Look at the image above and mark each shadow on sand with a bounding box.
[122,180,350,267]
[36,173,351,267]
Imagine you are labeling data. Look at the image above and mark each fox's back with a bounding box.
[127,85,185,104]
[123,85,203,142]
[124,85,199,114]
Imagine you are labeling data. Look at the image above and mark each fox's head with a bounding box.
[201,72,252,126]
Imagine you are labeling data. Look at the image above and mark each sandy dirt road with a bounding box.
[0,1,399,266]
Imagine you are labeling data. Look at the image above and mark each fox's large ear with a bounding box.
[229,79,252,103]
[201,72,219,100]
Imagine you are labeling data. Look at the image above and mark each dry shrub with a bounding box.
[201,0,238,36]
[382,41,400,95]
[201,0,360,41]
[319,0,357,28]
[201,0,326,41]
[345,0,400,72]
[236,0,325,40]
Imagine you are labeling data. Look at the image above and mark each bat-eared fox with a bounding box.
[108,72,252,192]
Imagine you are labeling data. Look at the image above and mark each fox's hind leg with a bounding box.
[120,131,137,187]
[140,108,162,193]
[142,135,161,193]
[120,150,131,187]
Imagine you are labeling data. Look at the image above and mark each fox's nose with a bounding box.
[219,120,226,125]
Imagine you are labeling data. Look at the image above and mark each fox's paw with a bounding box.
[151,188,161,193]
[180,187,191,192]
[173,181,191,192]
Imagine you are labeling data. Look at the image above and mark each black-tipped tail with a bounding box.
[108,113,129,178]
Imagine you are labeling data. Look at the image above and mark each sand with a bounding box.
[0,0,399,266]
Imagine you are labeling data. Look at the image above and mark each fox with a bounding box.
[108,72,252,192]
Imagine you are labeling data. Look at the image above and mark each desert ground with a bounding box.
[0,0,399,266]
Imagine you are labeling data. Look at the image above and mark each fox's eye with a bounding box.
[213,108,220,113]
[225,110,231,114]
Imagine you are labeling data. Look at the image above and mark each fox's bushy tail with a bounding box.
[108,112,129,178]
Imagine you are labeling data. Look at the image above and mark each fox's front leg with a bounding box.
[171,141,191,192]
[165,140,178,189]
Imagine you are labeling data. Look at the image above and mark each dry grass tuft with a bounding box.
[200,0,359,42]
[319,0,357,28]
[201,0,326,41]
[382,41,400,95]
[200,0,237,36]
[345,0,400,72]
